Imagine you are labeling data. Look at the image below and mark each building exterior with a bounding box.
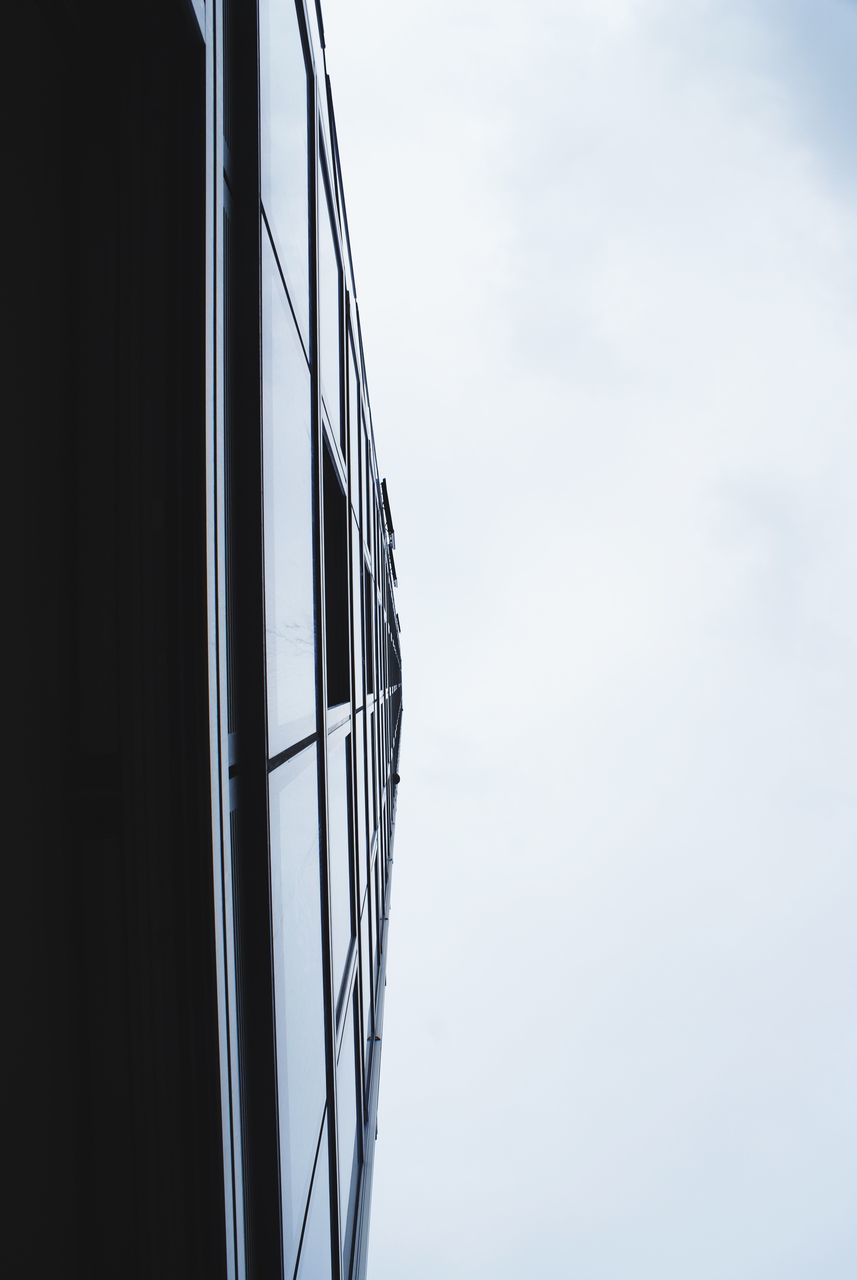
[8,2,401,1278]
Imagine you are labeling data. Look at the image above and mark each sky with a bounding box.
[322,2,857,1275]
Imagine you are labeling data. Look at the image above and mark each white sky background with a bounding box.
[322,1,857,1274]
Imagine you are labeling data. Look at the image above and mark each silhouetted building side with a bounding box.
[7,3,402,1278]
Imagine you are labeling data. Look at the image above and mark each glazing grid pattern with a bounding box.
[255,2,402,1276]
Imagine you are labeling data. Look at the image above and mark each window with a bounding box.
[337,988,361,1271]
[363,565,375,697]
[323,444,350,709]
[262,233,317,757]
[353,710,367,905]
[350,515,364,709]
[269,745,327,1276]
[359,904,373,1088]
[327,726,354,1012]
[318,157,342,451]
[295,1116,332,1280]
[260,0,310,343]
[348,335,360,516]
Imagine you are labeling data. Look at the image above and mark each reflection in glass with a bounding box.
[260,0,310,342]
[296,1116,332,1280]
[269,745,326,1276]
[319,169,342,447]
[263,234,316,757]
[328,728,353,1007]
[337,990,360,1268]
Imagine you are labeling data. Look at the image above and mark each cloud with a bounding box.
[323,1,857,1274]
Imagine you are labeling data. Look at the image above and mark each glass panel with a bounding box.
[337,989,360,1268]
[322,447,350,708]
[367,485,373,565]
[369,709,377,835]
[368,856,377,990]
[348,340,359,515]
[360,899,372,1054]
[353,709,367,905]
[374,851,383,967]
[361,432,368,542]
[296,1116,333,1280]
[328,727,353,1008]
[269,745,326,1276]
[260,0,310,343]
[263,233,316,757]
[319,166,342,449]
[350,516,363,708]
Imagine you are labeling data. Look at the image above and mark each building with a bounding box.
[8,2,401,1277]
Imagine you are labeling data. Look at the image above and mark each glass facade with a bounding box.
[222,2,404,1277]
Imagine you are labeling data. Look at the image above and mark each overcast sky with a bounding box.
[323,2,857,1275]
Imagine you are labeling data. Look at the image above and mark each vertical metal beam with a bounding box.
[205,1,246,1274]
[227,0,286,1271]
[310,72,344,1280]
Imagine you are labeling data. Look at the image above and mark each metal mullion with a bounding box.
[344,301,368,1197]
[326,705,352,738]
[227,0,294,1267]
[351,373,372,1019]
[345,315,357,513]
[310,86,344,1280]
[295,0,320,75]
[359,678,372,928]
[206,0,245,1273]
[268,730,318,775]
